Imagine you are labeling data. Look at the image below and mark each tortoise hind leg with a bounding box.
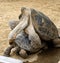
[53,38,60,47]
[3,45,14,57]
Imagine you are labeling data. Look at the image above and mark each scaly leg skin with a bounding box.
[8,16,29,45]
[19,49,28,59]
[53,38,60,48]
[3,45,14,57]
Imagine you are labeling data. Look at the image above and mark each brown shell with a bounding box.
[31,9,59,41]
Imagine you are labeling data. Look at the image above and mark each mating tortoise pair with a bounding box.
[4,7,60,58]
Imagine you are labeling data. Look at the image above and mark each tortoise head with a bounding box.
[21,7,31,16]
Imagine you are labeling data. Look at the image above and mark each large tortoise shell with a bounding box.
[31,9,59,41]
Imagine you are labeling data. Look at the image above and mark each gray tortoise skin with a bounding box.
[4,7,60,58]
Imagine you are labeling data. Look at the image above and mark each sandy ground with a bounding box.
[0,0,60,63]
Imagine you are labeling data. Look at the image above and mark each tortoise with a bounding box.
[4,7,60,58]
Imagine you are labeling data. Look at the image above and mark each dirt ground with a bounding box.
[0,0,60,63]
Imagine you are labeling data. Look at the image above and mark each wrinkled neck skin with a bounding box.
[25,9,42,49]
[8,8,31,41]
[8,14,29,40]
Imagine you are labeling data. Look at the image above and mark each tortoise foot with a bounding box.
[19,49,28,59]
[13,47,21,55]
[3,45,14,57]
[3,49,10,57]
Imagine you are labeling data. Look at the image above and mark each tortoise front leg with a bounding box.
[19,49,28,59]
[3,45,14,57]
[12,46,21,55]
[11,46,28,58]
